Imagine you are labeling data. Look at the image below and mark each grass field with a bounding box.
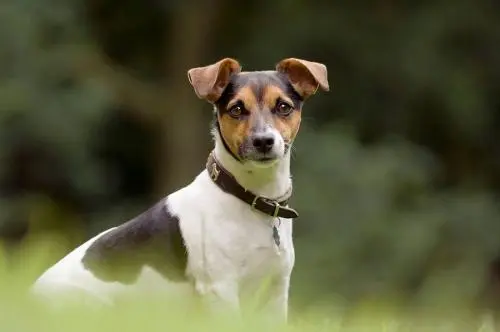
[0,236,497,332]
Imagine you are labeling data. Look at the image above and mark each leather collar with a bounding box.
[206,152,299,219]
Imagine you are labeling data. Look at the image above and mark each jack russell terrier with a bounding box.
[32,57,329,320]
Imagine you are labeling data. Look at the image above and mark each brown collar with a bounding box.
[206,153,299,219]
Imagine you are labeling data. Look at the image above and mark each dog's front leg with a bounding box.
[196,278,240,317]
[262,275,291,324]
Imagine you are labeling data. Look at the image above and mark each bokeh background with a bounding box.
[2,0,500,317]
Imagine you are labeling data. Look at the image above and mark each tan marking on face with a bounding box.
[219,82,302,158]
[227,86,258,110]
[218,86,258,157]
[262,85,302,143]
[263,85,294,109]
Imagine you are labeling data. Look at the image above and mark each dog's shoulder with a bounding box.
[81,197,188,284]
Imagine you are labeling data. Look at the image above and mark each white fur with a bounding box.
[32,130,295,320]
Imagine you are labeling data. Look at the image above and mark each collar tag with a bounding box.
[272,225,280,247]
[209,162,220,181]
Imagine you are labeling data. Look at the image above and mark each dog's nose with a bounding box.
[252,134,275,153]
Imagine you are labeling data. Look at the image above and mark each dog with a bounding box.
[31,57,329,320]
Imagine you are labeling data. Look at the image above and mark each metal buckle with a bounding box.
[209,162,220,181]
[252,196,281,217]
[251,196,260,210]
[271,202,281,218]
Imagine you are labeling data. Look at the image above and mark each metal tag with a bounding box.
[272,225,280,248]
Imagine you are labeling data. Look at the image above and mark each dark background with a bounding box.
[1,0,500,313]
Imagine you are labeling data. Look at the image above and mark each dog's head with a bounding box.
[187,58,329,167]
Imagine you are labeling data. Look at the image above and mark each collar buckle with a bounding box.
[252,196,281,218]
[251,195,260,210]
[271,202,281,218]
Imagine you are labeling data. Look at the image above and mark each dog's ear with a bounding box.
[276,58,329,99]
[187,58,241,103]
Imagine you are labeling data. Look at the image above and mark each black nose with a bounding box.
[252,134,275,153]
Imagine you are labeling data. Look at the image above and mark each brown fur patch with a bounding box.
[274,110,302,143]
[262,85,302,143]
[227,86,258,111]
[263,85,295,109]
[218,86,257,157]
[217,114,249,158]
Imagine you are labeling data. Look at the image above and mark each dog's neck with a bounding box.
[212,132,292,201]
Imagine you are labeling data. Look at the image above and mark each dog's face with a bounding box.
[188,58,329,166]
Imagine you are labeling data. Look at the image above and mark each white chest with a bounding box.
[170,172,295,294]
[210,211,294,279]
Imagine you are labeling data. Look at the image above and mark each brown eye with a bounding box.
[276,101,293,116]
[228,105,243,118]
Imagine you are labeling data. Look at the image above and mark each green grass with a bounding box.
[1,294,496,332]
[0,236,497,332]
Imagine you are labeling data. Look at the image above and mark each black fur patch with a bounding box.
[81,198,188,284]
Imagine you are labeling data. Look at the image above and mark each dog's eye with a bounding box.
[228,105,244,118]
[276,101,294,116]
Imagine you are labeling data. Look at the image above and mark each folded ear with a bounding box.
[276,58,329,99]
[187,58,241,103]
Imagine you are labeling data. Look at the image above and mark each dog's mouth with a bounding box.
[255,156,275,162]
[246,155,280,168]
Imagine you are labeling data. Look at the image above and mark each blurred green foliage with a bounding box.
[1,0,500,317]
